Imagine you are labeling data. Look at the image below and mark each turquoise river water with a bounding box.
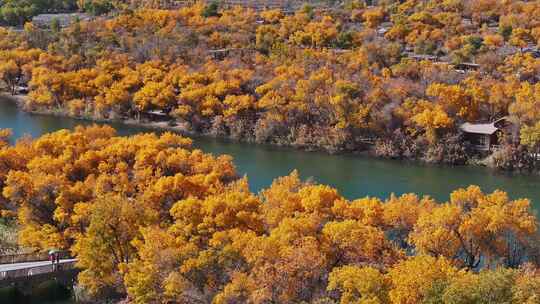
[0,97,539,216]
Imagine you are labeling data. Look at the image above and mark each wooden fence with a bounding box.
[0,260,77,281]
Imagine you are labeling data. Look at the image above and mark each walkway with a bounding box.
[0,258,78,288]
[0,259,77,272]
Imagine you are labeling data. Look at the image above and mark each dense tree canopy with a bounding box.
[0,126,538,303]
[0,1,539,168]
[1,1,540,302]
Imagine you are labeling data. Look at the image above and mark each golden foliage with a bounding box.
[0,128,538,302]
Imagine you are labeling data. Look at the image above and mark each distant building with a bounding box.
[15,86,28,95]
[461,18,473,27]
[523,47,540,58]
[218,0,297,10]
[143,110,171,122]
[207,48,256,60]
[460,117,511,151]
[405,53,438,61]
[193,0,331,11]
[453,62,480,71]
[376,22,393,35]
[497,45,540,58]
[31,13,91,28]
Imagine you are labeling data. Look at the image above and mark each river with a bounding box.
[0,97,539,215]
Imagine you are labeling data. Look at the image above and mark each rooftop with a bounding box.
[460,118,508,135]
[460,122,499,135]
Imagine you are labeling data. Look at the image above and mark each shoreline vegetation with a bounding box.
[3,92,380,153]
[0,92,201,136]
[2,91,383,154]
[0,92,527,174]
[0,125,538,304]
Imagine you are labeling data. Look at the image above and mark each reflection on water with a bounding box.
[1,98,539,215]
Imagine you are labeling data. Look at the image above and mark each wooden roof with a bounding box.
[460,122,498,135]
[460,118,508,135]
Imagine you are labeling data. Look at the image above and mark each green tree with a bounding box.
[202,1,219,18]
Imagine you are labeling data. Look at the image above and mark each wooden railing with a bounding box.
[0,260,77,281]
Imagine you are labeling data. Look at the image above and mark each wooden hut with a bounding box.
[460,118,510,151]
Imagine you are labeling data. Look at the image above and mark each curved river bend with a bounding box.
[1,98,538,215]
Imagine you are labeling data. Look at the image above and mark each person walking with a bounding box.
[49,251,56,271]
[49,249,59,271]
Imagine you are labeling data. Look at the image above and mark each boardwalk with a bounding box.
[0,258,78,288]
[0,259,76,273]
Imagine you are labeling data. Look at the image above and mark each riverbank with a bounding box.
[1,94,540,212]
[0,93,198,136]
[1,92,536,175]
[0,92,375,155]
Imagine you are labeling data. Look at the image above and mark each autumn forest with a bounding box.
[0,0,540,303]
[0,0,538,167]
[0,125,539,303]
